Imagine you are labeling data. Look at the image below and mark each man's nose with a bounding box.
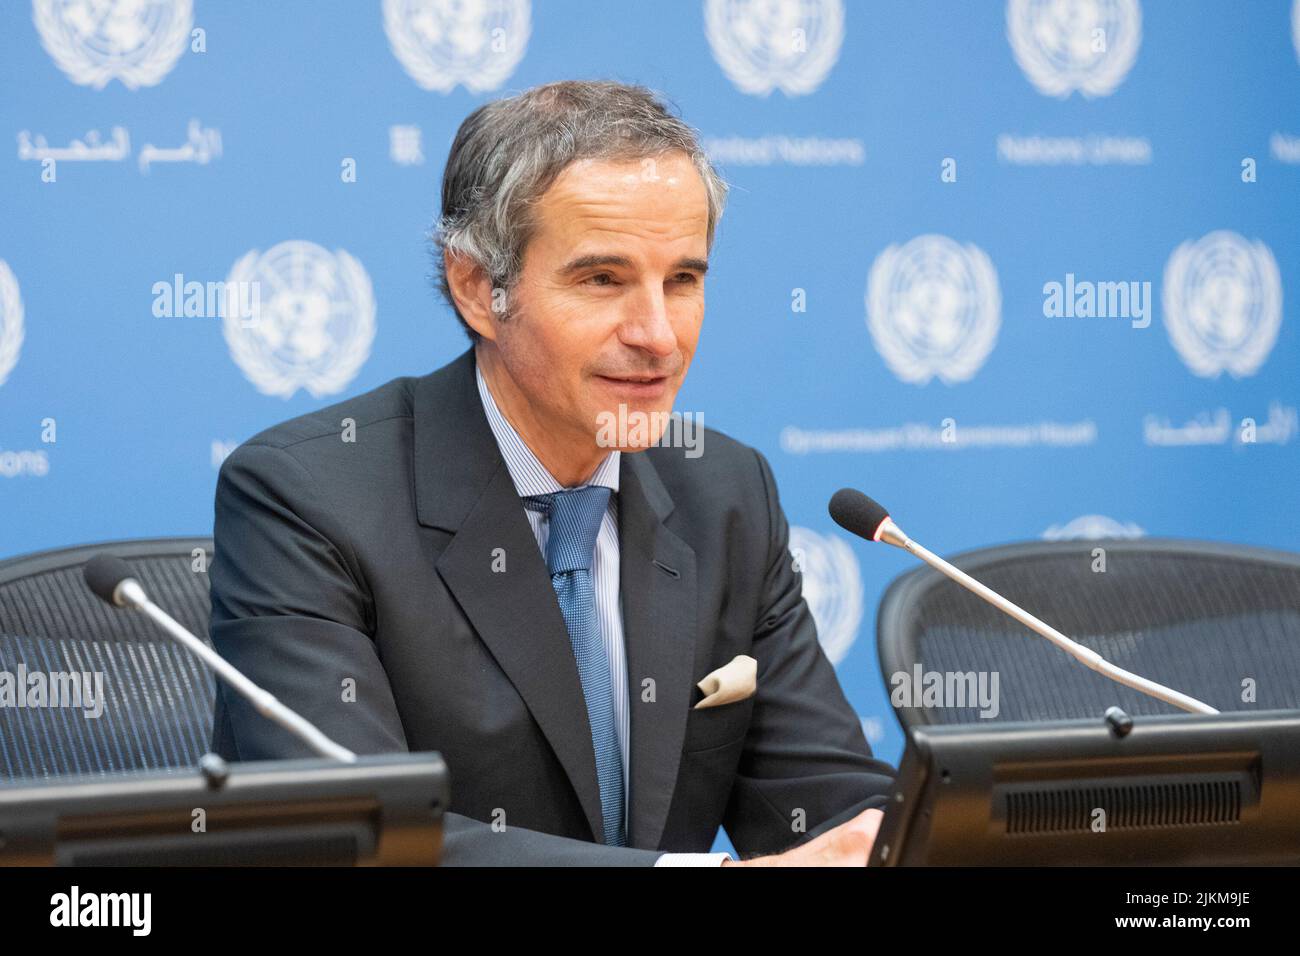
[619,283,678,357]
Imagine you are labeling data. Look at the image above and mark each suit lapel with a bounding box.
[413,350,607,843]
[620,451,698,849]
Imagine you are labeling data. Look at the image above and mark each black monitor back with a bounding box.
[870,709,1300,866]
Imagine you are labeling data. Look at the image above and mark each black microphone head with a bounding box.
[83,553,136,606]
[828,488,892,542]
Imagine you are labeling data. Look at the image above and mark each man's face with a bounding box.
[487,150,709,453]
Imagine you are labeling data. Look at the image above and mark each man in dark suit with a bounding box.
[210,80,894,865]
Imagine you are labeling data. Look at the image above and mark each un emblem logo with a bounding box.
[1043,515,1145,541]
[1293,0,1300,65]
[704,0,844,96]
[33,0,191,90]
[0,261,23,389]
[222,242,376,400]
[1162,231,1282,379]
[1006,0,1141,98]
[866,235,1001,386]
[383,0,530,93]
[789,527,863,666]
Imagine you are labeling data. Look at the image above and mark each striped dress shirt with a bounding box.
[475,365,729,866]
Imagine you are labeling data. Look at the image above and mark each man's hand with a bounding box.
[721,807,885,867]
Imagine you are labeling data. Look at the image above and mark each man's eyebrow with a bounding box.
[559,254,632,274]
[673,257,709,275]
[558,254,709,275]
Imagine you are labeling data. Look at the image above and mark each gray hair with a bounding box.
[433,80,729,340]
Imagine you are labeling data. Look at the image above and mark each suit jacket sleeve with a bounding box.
[209,441,663,866]
[719,449,897,857]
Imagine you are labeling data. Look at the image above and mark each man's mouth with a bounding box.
[594,373,671,396]
[599,373,667,383]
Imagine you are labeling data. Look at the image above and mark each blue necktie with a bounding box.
[525,486,625,846]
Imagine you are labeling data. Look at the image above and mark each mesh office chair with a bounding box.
[877,538,1300,733]
[0,538,217,782]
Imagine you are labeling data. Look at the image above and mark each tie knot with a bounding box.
[526,486,612,575]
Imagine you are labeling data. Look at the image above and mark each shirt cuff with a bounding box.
[654,852,733,867]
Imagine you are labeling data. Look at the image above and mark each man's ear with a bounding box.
[444,251,500,342]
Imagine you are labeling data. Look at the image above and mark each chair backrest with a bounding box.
[877,538,1300,733]
[0,538,216,782]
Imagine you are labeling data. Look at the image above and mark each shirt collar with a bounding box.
[475,361,620,499]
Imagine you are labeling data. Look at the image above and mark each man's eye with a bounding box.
[584,273,615,286]
[672,273,700,285]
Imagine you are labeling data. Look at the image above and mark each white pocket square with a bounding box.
[694,655,757,709]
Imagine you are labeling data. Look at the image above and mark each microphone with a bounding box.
[83,553,358,762]
[829,489,1218,716]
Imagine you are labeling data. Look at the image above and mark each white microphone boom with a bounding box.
[830,490,1218,716]
[84,554,358,762]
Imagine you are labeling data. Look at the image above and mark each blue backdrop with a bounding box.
[2,0,1298,776]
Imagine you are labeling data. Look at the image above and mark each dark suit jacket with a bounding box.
[209,348,894,864]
